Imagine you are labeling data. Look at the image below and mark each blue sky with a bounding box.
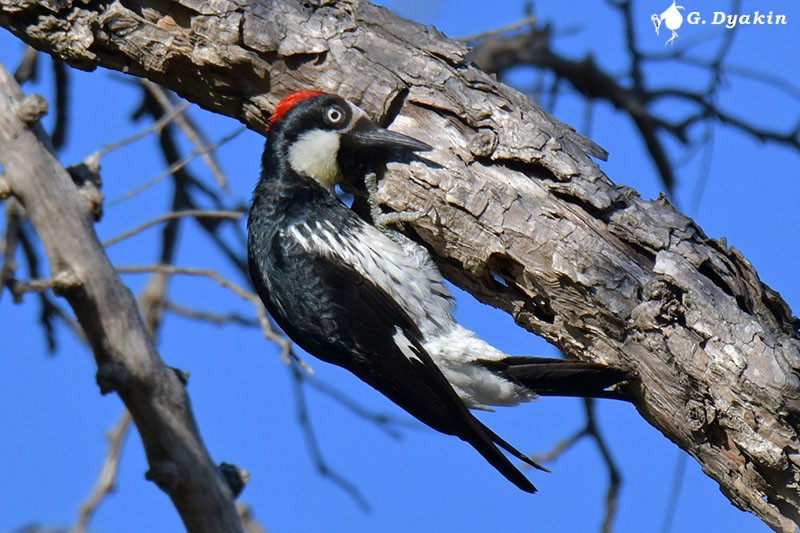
[1,1,797,532]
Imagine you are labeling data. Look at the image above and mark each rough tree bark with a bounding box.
[1,0,798,530]
[0,66,243,532]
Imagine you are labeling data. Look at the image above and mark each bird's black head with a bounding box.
[264,91,431,189]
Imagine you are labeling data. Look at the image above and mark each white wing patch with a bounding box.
[284,217,530,409]
[393,327,422,363]
[285,218,454,337]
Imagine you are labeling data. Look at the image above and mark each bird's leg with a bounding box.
[364,171,430,231]
[666,30,678,45]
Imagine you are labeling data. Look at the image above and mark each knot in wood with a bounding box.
[642,276,687,325]
[146,459,180,493]
[96,361,132,394]
[686,398,715,433]
[170,366,190,386]
[52,269,83,296]
[15,93,48,123]
[0,177,11,199]
[69,157,105,220]
[219,462,250,498]
[469,129,498,158]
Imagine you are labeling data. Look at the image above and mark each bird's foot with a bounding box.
[374,207,432,230]
[364,171,431,231]
[666,31,678,45]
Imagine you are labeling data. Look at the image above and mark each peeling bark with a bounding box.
[1,0,798,529]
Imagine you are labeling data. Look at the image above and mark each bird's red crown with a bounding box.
[268,90,326,128]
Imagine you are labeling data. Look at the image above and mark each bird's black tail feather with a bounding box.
[461,416,541,493]
[479,356,629,400]
[456,357,628,492]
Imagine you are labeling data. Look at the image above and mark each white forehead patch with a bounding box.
[288,129,342,188]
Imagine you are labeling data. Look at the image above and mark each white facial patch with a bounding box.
[288,129,342,188]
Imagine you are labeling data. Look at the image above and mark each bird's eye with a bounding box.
[325,105,345,126]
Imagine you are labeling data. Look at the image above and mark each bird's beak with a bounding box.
[343,119,432,153]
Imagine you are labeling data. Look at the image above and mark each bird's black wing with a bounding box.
[258,234,542,492]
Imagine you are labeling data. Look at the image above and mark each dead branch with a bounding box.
[102,209,243,247]
[1,1,799,529]
[71,412,132,533]
[0,64,243,533]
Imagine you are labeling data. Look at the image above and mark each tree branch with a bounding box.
[2,1,799,529]
[72,411,132,533]
[0,64,243,533]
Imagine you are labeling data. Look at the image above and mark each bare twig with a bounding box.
[661,451,688,533]
[1,214,87,344]
[96,101,189,157]
[304,374,421,440]
[5,218,83,350]
[117,263,257,303]
[290,362,370,511]
[582,399,621,533]
[165,300,260,328]
[141,80,228,188]
[459,15,537,42]
[115,263,309,371]
[108,127,244,206]
[102,209,243,247]
[71,412,132,533]
[528,425,589,465]
[1,198,23,297]
[236,503,267,533]
[50,59,68,149]
[13,45,39,83]
[527,399,621,533]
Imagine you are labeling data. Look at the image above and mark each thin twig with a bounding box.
[13,45,39,83]
[50,59,68,149]
[1,198,23,298]
[117,263,258,304]
[108,127,244,206]
[96,101,189,157]
[290,362,371,511]
[165,300,261,328]
[71,411,132,533]
[115,263,311,372]
[102,209,243,247]
[528,425,589,465]
[582,399,621,533]
[660,451,688,533]
[304,374,421,440]
[7,275,71,295]
[526,399,621,533]
[458,15,537,42]
[236,503,267,533]
[141,80,229,188]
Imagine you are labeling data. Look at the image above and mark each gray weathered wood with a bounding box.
[1,0,798,529]
[0,63,243,533]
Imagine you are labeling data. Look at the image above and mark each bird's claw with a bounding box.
[364,171,431,231]
[373,206,432,230]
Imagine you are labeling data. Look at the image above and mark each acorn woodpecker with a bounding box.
[248,90,626,493]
